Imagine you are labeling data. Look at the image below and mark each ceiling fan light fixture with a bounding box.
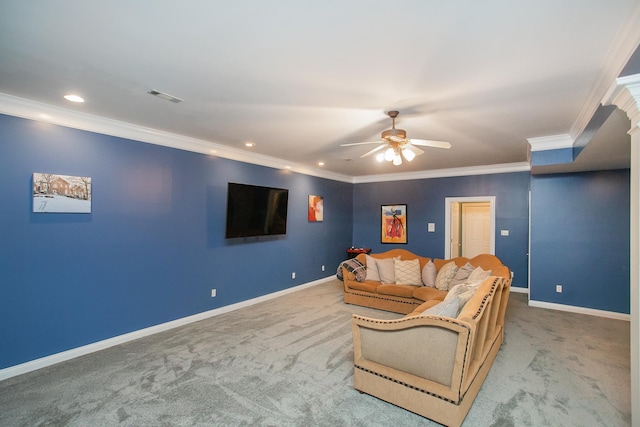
[384,147,395,161]
[340,110,451,167]
[402,147,416,161]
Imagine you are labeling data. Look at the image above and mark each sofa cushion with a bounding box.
[377,283,420,298]
[435,261,458,290]
[421,260,437,287]
[339,258,366,282]
[377,256,399,284]
[365,254,381,281]
[394,258,422,285]
[412,286,448,302]
[347,280,380,293]
[448,262,475,287]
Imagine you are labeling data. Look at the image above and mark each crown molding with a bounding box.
[352,162,531,184]
[570,2,640,140]
[0,93,353,183]
[527,134,574,152]
[0,93,532,184]
[603,73,640,130]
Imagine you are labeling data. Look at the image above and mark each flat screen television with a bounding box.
[225,182,289,238]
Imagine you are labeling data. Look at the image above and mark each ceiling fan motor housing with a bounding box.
[381,128,406,141]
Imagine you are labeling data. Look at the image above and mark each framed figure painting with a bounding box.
[308,195,323,222]
[381,204,407,244]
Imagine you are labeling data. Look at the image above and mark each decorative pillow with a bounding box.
[421,260,437,287]
[365,254,380,281]
[434,261,458,290]
[394,258,422,285]
[456,289,477,313]
[376,256,400,284]
[448,262,476,287]
[467,266,491,283]
[445,281,481,302]
[338,258,366,282]
[420,297,460,318]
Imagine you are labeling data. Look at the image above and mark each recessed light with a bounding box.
[64,94,84,103]
[317,161,325,166]
[245,142,255,148]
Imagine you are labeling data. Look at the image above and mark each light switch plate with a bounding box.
[427,223,435,232]
[500,229,509,236]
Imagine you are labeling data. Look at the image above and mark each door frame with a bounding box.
[444,196,496,259]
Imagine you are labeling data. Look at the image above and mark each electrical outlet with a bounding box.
[211,289,217,298]
[321,265,325,271]
[556,284,562,293]
[292,272,296,279]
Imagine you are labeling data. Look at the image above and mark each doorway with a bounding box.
[444,197,495,259]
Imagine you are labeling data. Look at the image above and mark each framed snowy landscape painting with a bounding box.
[32,173,92,213]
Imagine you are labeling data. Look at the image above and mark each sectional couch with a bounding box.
[342,249,512,426]
[340,248,510,314]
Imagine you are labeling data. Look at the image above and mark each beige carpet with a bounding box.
[0,280,630,426]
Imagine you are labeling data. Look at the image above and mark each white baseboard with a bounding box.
[0,276,335,382]
[510,286,529,294]
[528,299,630,321]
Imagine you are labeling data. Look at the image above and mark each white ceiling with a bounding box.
[1,1,639,178]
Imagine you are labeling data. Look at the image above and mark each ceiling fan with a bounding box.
[341,110,451,165]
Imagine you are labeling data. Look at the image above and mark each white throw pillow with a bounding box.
[435,261,458,290]
[467,266,492,283]
[445,281,481,302]
[364,254,380,281]
[394,258,422,285]
[377,256,400,284]
[448,262,476,287]
[420,298,460,318]
[421,260,437,287]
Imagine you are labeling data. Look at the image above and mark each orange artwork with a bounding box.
[308,195,324,222]
[381,204,407,243]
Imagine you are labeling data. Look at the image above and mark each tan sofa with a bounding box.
[346,249,512,426]
[342,248,510,314]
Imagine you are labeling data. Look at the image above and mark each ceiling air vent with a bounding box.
[146,89,183,103]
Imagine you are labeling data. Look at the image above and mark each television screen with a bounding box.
[225,182,289,238]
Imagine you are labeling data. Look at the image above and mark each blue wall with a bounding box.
[0,114,353,369]
[0,112,632,371]
[352,173,531,288]
[530,170,630,313]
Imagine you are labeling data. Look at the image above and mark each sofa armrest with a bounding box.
[352,314,472,402]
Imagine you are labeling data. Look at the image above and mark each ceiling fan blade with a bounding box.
[404,144,424,156]
[361,144,387,158]
[340,141,383,147]
[409,138,452,149]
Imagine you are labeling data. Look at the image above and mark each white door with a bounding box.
[461,202,491,258]
[444,196,495,259]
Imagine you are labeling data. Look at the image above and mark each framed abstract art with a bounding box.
[381,204,406,244]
